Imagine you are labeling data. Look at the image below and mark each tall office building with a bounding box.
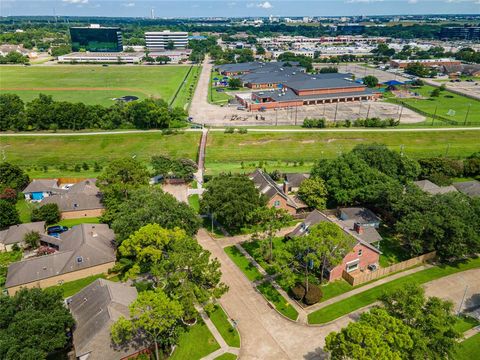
[145,30,188,51]
[70,24,123,52]
[440,27,480,40]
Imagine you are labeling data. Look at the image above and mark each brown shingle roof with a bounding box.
[40,179,104,212]
[0,221,46,245]
[22,179,61,194]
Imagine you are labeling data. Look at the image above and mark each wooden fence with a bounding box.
[342,251,436,286]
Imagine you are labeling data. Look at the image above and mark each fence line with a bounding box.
[342,251,436,286]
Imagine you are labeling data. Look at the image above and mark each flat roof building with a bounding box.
[58,52,143,64]
[390,58,461,69]
[440,27,480,40]
[145,30,188,52]
[70,24,123,52]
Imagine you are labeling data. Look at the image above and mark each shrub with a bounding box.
[24,231,40,249]
[304,284,322,305]
[303,118,326,128]
[238,128,248,134]
[291,283,306,301]
[224,127,235,134]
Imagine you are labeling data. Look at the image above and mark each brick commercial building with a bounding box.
[389,58,461,69]
[216,61,380,111]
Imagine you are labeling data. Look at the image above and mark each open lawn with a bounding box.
[308,257,480,324]
[205,130,480,175]
[16,198,35,223]
[453,315,480,333]
[170,319,220,360]
[224,246,263,282]
[214,353,237,360]
[171,65,202,109]
[0,65,192,107]
[208,305,241,348]
[388,85,480,124]
[0,132,201,176]
[454,333,480,360]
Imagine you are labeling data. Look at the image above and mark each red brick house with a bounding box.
[287,209,381,281]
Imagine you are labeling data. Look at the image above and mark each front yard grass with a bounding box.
[224,246,263,282]
[308,257,480,325]
[16,198,35,223]
[214,353,237,360]
[170,319,220,360]
[454,315,480,333]
[188,194,200,213]
[208,304,241,347]
[453,333,480,360]
[257,281,299,321]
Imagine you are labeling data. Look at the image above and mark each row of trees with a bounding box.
[0,162,30,229]
[0,51,29,64]
[0,94,188,131]
[308,145,480,261]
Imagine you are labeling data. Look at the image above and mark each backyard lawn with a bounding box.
[55,217,101,228]
[453,333,480,360]
[388,85,480,124]
[205,130,480,175]
[16,198,35,223]
[224,246,263,282]
[52,274,106,298]
[208,305,241,347]
[0,65,192,107]
[0,132,201,177]
[308,257,480,324]
[170,319,220,360]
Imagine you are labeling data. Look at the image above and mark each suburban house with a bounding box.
[338,207,381,229]
[453,180,480,198]
[5,223,116,295]
[287,209,382,282]
[23,179,63,201]
[69,279,148,360]
[413,180,457,195]
[40,179,105,219]
[250,169,309,215]
[284,173,309,193]
[0,221,46,252]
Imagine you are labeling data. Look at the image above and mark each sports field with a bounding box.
[389,85,480,124]
[205,130,480,174]
[0,65,193,107]
[0,132,201,178]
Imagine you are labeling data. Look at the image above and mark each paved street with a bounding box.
[197,229,480,359]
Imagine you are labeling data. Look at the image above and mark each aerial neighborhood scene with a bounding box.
[1,0,480,359]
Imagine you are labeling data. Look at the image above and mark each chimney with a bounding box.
[283,180,289,194]
[354,222,364,234]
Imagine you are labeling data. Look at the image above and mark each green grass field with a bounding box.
[257,281,299,321]
[205,130,480,175]
[389,85,480,124]
[170,319,220,360]
[308,257,480,324]
[0,65,191,107]
[214,353,237,360]
[172,65,202,109]
[224,246,263,282]
[453,333,480,360]
[208,305,241,348]
[1,132,201,176]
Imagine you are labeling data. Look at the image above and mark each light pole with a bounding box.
[464,103,471,125]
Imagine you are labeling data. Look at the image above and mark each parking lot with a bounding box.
[435,79,480,100]
[314,63,411,83]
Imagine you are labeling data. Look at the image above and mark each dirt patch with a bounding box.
[238,137,291,146]
[301,140,315,144]
[326,138,365,143]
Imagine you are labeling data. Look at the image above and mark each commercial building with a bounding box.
[440,27,480,40]
[58,52,143,64]
[389,58,462,69]
[145,30,188,51]
[216,61,380,111]
[70,24,123,52]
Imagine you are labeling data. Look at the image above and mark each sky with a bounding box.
[1,0,479,18]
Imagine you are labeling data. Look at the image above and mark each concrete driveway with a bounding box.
[162,184,188,203]
[197,229,480,359]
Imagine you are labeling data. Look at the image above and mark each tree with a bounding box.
[111,187,200,243]
[325,308,416,360]
[318,66,338,74]
[228,77,242,89]
[363,75,379,88]
[151,155,197,182]
[380,283,461,358]
[405,62,435,78]
[200,175,266,232]
[118,225,227,321]
[0,94,26,131]
[256,45,266,55]
[165,40,175,50]
[297,177,328,209]
[430,88,441,97]
[0,200,19,229]
[0,162,30,191]
[352,144,420,183]
[111,288,183,360]
[155,55,171,64]
[0,287,74,360]
[464,152,480,177]
[248,207,292,262]
[31,203,60,224]
[24,230,40,249]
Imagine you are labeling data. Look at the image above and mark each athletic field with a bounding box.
[0,65,193,107]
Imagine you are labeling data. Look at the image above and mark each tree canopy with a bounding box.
[297,177,328,209]
[200,175,266,232]
[0,200,20,230]
[31,203,60,225]
[0,287,74,360]
[151,155,197,182]
[0,162,30,192]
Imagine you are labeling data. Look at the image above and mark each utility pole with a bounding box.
[334,101,339,122]
[366,104,371,119]
[398,105,403,122]
[275,107,278,126]
[464,103,471,125]
[432,105,438,126]
[295,104,298,125]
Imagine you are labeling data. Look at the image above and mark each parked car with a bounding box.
[47,225,68,235]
